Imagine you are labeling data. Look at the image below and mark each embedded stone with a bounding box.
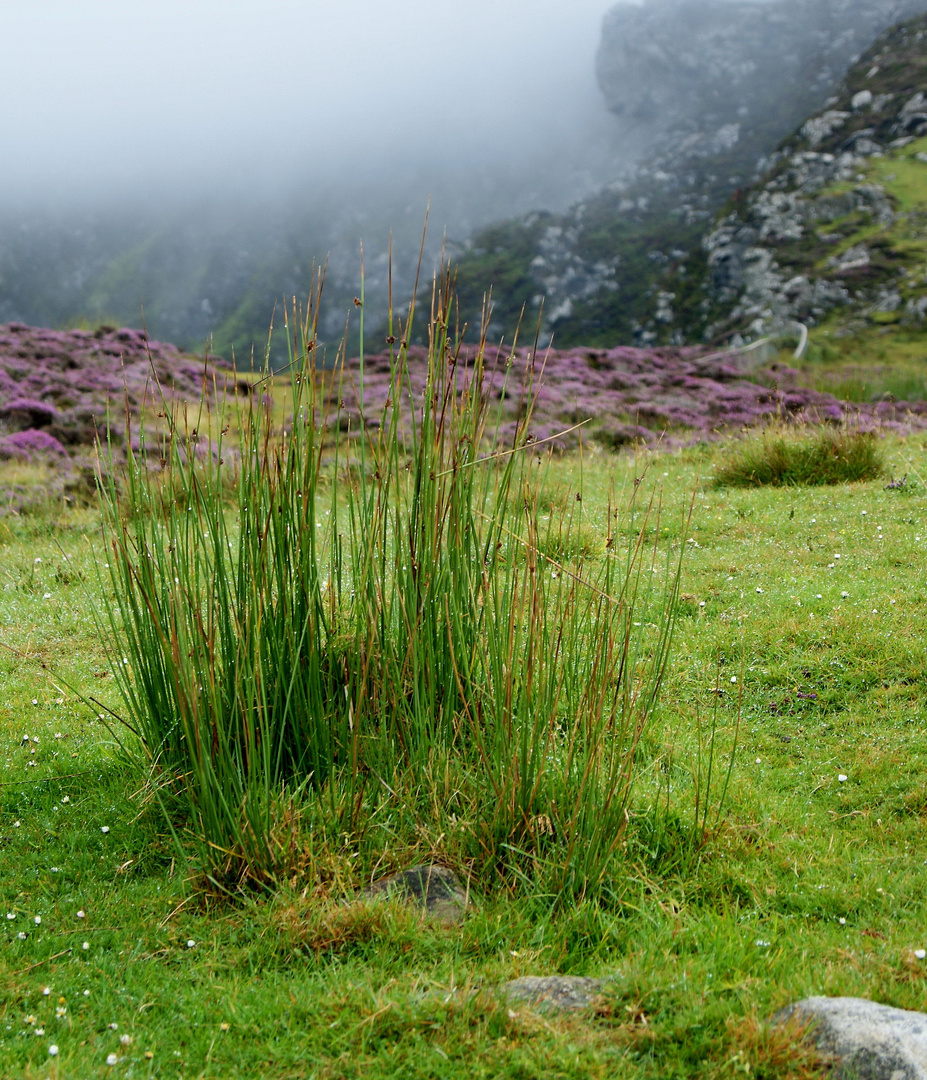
[357,863,470,926]
[499,976,605,1013]
[773,997,927,1079]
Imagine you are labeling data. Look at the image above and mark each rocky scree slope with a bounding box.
[449,0,927,349]
[665,14,927,347]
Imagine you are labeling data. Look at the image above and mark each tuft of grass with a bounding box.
[712,424,885,487]
[91,267,685,902]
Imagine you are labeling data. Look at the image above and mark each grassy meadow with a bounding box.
[1,365,927,1079]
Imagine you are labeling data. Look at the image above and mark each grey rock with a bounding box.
[357,863,470,926]
[773,997,927,1079]
[499,976,605,1013]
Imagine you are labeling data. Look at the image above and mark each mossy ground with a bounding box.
[1,426,927,1077]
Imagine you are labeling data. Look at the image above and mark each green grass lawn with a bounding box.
[2,430,927,1078]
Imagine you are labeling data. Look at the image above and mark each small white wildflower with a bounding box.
[34,557,42,564]
[841,591,849,598]
[31,699,38,706]
[120,1034,132,1046]
[56,1007,66,1018]
[6,912,14,920]
[16,931,26,940]
[48,1044,59,1056]
[755,939,771,948]
[82,941,89,951]
[76,910,85,919]
[838,917,846,925]
[34,915,41,925]
[83,989,90,997]
[838,774,848,782]
[13,821,19,828]
[42,987,50,996]
[106,1053,118,1066]
[816,594,822,599]
[108,1022,118,1030]
[699,600,706,607]
[834,553,841,559]
[916,949,926,960]
[755,758,762,764]
[755,586,763,593]
[43,592,52,600]
[186,939,196,949]
[61,794,68,802]
[100,826,110,834]
[861,510,867,516]
[35,1027,45,1035]
[730,675,738,683]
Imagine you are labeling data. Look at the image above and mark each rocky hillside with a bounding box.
[450,0,927,349]
[662,14,927,347]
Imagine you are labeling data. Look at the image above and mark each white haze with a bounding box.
[2,0,625,214]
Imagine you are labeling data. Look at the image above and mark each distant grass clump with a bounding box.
[712,424,885,487]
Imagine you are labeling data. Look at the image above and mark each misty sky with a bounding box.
[3,0,626,205]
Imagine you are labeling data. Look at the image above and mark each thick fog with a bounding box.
[1,0,643,353]
[3,0,623,209]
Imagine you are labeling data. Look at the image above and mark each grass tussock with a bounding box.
[92,268,685,902]
[712,424,885,487]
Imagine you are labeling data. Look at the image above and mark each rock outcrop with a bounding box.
[452,3,927,351]
[687,15,927,343]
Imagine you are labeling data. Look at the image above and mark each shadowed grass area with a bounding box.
[711,425,885,487]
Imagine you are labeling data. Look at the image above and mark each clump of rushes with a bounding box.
[94,267,683,902]
[712,423,885,487]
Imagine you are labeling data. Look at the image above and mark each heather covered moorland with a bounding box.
[0,296,926,1077]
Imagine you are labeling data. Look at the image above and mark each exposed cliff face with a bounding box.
[451,0,927,349]
[688,15,927,344]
